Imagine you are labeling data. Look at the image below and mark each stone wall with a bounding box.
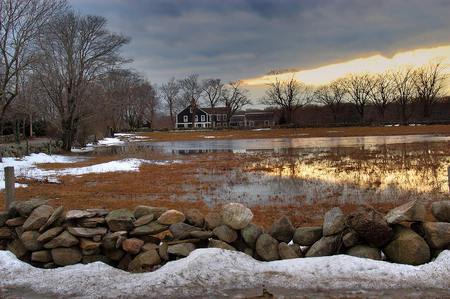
[0,199,449,272]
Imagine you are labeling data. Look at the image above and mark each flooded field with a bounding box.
[4,133,450,227]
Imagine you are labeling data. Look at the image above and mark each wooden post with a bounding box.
[4,166,15,209]
[448,166,450,194]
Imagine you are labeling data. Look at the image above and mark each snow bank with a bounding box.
[0,153,82,189]
[0,249,448,298]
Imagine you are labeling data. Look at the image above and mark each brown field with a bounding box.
[141,124,450,142]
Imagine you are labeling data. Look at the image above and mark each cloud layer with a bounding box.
[70,0,450,86]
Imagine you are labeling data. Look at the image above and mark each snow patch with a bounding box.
[0,249,448,298]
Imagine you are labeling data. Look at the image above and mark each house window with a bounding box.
[223,123,227,128]
[216,114,221,121]
[249,121,254,127]
[217,123,221,127]
[222,114,227,121]
[183,115,188,123]
[195,115,198,122]
[264,120,269,126]
[201,115,205,122]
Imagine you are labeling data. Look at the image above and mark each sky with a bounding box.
[70,0,450,101]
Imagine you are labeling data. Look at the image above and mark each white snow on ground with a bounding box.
[0,153,82,190]
[0,249,448,298]
[72,134,151,152]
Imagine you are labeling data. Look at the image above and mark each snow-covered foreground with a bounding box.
[0,249,449,298]
[0,153,180,189]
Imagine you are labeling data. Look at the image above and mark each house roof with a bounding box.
[202,107,230,114]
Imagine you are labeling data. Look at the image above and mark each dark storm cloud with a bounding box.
[70,0,450,85]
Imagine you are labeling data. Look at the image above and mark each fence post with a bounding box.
[4,166,15,210]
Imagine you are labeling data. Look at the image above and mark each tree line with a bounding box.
[263,61,448,126]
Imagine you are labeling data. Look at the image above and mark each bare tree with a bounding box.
[160,78,181,128]
[0,0,65,132]
[370,72,395,121]
[179,74,202,128]
[202,78,223,127]
[221,81,250,125]
[35,11,129,150]
[314,79,347,123]
[261,77,313,124]
[392,67,417,124]
[414,61,448,118]
[344,73,374,122]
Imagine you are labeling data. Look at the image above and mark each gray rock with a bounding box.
[346,245,381,260]
[133,214,154,227]
[37,227,64,243]
[0,211,9,226]
[213,225,238,243]
[205,212,222,230]
[22,205,54,231]
[51,247,82,266]
[241,223,263,248]
[417,222,450,249]
[21,230,43,251]
[133,206,167,219]
[15,198,48,217]
[255,233,279,261]
[383,225,430,265]
[128,250,161,272]
[431,200,450,222]
[86,209,109,217]
[269,216,295,243]
[117,254,132,270]
[5,217,26,227]
[208,239,236,251]
[385,199,426,224]
[39,206,64,232]
[157,209,185,225]
[65,209,97,220]
[67,226,107,238]
[347,206,392,247]
[222,203,253,230]
[31,250,52,263]
[79,238,101,251]
[130,221,168,236]
[293,226,322,246]
[103,248,125,261]
[189,230,213,239]
[77,217,106,228]
[169,222,198,240]
[0,227,12,239]
[185,209,205,227]
[323,207,346,236]
[121,238,144,254]
[168,243,196,257]
[102,231,128,249]
[44,231,79,248]
[105,209,135,232]
[342,230,360,248]
[305,235,341,257]
[159,242,169,260]
[278,242,302,259]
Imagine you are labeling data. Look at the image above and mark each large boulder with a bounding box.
[185,209,204,227]
[169,222,198,240]
[31,250,52,263]
[130,221,168,236]
[105,209,135,232]
[241,223,263,248]
[342,230,360,248]
[37,227,64,243]
[157,210,185,225]
[15,198,48,217]
[208,239,236,251]
[44,231,79,249]
[322,207,346,236]
[431,201,450,222]
[20,230,43,251]
[205,212,222,230]
[383,225,430,265]
[305,235,341,257]
[346,245,381,260]
[168,243,196,257]
[128,250,161,272]
[278,242,302,259]
[269,216,295,243]
[292,226,322,246]
[39,206,64,232]
[385,199,426,224]
[122,238,145,254]
[221,203,253,230]
[346,206,392,247]
[51,247,82,266]
[213,225,238,243]
[22,205,54,231]
[255,233,279,261]
[416,222,450,249]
